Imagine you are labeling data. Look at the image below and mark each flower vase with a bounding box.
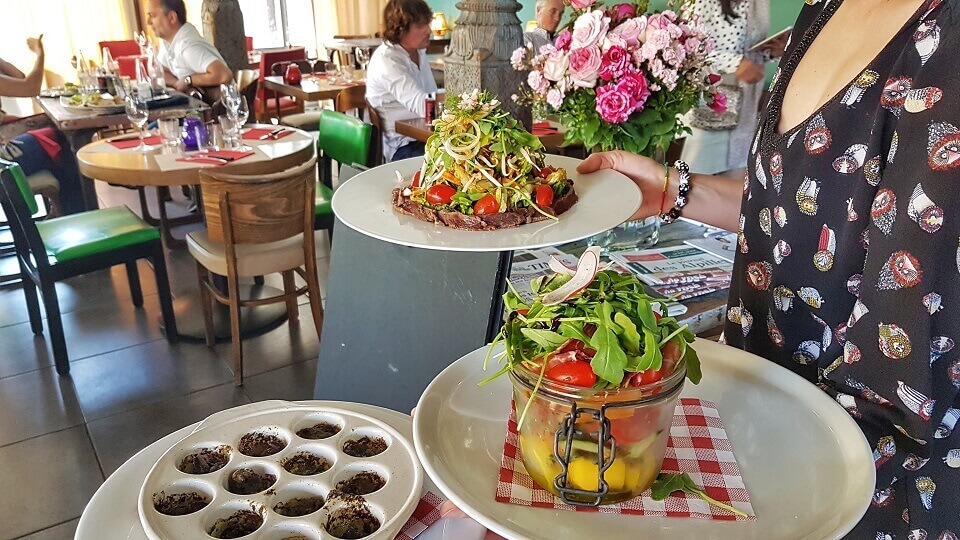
[588,147,664,252]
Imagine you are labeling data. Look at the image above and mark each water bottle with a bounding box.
[148,48,168,98]
[135,58,153,99]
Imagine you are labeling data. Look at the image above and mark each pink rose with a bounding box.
[608,17,646,47]
[709,91,728,114]
[598,46,630,82]
[570,0,596,9]
[511,47,526,69]
[572,10,610,50]
[555,28,572,50]
[662,43,686,67]
[527,70,550,96]
[617,71,651,111]
[546,88,565,109]
[542,51,569,82]
[595,83,633,123]
[683,36,702,55]
[643,14,670,42]
[568,46,602,87]
[606,3,636,25]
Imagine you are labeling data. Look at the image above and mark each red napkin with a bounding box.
[27,127,62,159]
[176,149,256,166]
[532,121,560,136]
[394,491,444,540]
[109,135,163,149]
[242,127,295,141]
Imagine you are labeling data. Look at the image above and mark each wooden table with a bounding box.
[76,125,316,341]
[35,92,207,211]
[261,75,362,116]
[395,117,569,154]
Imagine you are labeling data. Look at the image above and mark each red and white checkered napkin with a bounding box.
[496,397,756,521]
[395,491,445,540]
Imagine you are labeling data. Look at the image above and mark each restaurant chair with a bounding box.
[334,84,366,121]
[313,110,373,241]
[0,159,177,375]
[255,47,306,123]
[364,98,386,166]
[245,36,254,52]
[268,61,323,131]
[99,40,144,79]
[187,154,324,386]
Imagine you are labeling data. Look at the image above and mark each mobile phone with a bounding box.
[748,26,793,53]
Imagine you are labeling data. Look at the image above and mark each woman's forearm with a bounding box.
[666,169,744,232]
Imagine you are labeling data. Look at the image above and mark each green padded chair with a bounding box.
[0,159,177,375]
[315,109,375,236]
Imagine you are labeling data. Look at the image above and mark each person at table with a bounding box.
[579,0,960,537]
[145,0,233,104]
[365,0,437,162]
[0,35,82,215]
[523,0,565,54]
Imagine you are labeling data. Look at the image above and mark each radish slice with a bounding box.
[548,256,577,276]
[542,247,601,305]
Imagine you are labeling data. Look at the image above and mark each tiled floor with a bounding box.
[0,184,327,540]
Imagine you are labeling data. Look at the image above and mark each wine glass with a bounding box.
[124,93,150,152]
[220,82,241,118]
[355,47,370,72]
[234,96,252,150]
[306,50,319,76]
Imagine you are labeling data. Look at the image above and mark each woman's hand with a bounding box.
[735,59,765,84]
[26,35,44,57]
[577,151,667,222]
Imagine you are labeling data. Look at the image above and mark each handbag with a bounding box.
[689,80,742,131]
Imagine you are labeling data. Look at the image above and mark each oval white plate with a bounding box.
[331,155,641,252]
[413,340,874,540]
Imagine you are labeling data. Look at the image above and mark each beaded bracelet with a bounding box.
[659,160,691,224]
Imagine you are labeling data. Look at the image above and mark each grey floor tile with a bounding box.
[16,518,78,540]
[87,383,251,476]
[230,304,321,378]
[0,320,54,380]
[241,359,318,402]
[0,367,85,447]
[0,427,102,540]
[56,293,166,363]
[69,339,234,422]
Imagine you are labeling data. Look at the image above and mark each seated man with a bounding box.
[523,0,565,54]
[146,0,232,103]
[365,0,437,162]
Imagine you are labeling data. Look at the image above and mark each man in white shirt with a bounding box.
[365,0,438,162]
[146,0,232,98]
[523,0,565,54]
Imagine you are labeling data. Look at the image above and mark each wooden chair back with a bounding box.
[335,85,366,115]
[199,154,318,245]
[364,98,385,166]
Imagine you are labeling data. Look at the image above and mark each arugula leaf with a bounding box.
[682,342,703,385]
[651,473,748,518]
[589,301,628,385]
[520,328,567,350]
[558,321,591,343]
[613,312,641,355]
[638,328,663,371]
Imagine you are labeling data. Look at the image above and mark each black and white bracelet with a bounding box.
[659,160,691,224]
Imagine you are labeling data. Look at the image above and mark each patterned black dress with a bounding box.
[723,0,960,537]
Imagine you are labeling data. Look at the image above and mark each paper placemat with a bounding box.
[395,491,445,540]
[154,148,270,171]
[496,397,756,521]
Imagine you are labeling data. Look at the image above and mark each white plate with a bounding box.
[413,340,875,540]
[331,155,641,252]
[77,402,436,540]
[59,95,125,113]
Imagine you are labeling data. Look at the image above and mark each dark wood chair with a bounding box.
[364,98,385,167]
[334,84,366,120]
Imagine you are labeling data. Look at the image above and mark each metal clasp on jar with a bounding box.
[552,404,616,507]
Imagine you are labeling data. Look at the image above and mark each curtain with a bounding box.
[334,0,388,38]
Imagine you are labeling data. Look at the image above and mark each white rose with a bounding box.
[542,52,569,82]
[572,10,610,50]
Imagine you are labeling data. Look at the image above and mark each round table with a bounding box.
[76,401,441,540]
[76,125,317,341]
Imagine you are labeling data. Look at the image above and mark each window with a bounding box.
[239,0,319,55]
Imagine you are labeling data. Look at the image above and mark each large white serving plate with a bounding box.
[331,155,641,252]
[77,401,437,540]
[413,340,875,540]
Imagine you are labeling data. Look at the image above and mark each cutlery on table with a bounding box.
[259,128,287,140]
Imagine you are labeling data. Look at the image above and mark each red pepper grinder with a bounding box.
[284,63,302,85]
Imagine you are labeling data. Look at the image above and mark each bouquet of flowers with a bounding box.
[511,0,723,157]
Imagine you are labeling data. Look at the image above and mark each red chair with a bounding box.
[99,40,144,79]
[255,47,305,123]
[245,36,254,52]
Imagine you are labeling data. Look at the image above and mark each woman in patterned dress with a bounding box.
[580,0,960,536]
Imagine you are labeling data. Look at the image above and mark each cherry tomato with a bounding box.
[546,361,597,387]
[536,166,556,179]
[426,184,456,205]
[535,184,555,207]
[474,194,499,215]
[411,170,422,188]
[516,308,529,316]
[654,311,662,321]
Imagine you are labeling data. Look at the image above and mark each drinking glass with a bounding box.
[324,62,340,84]
[306,50,319,76]
[218,115,239,149]
[220,83,241,119]
[124,94,151,152]
[355,47,370,71]
[158,118,181,150]
[234,97,252,150]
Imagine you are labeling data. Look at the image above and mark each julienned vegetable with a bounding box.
[483,248,702,390]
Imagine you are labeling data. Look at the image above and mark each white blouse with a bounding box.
[364,41,438,161]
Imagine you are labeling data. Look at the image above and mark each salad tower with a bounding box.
[485,247,701,505]
[392,90,577,230]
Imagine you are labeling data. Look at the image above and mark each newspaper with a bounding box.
[607,245,733,301]
[683,230,738,263]
[508,247,687,316]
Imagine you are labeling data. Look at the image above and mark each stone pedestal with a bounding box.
[443,0,531,128]
[201,0,248,74]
